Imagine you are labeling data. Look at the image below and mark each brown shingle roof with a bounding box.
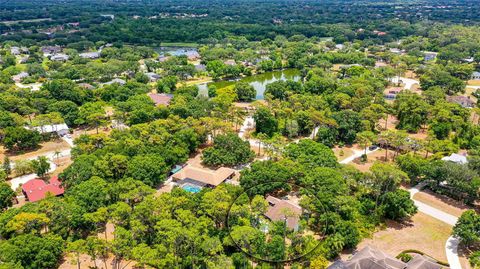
[264,196,302,230]
[172,166,236,186]
[148,93,173,106]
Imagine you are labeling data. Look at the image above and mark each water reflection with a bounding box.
[197,69,301,99]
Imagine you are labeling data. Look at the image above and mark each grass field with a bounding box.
[356,212,452,262]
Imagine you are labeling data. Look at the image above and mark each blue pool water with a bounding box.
[182,184,202,193]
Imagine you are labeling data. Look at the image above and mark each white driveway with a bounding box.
[339,148,379,164]
[390,77,420,90]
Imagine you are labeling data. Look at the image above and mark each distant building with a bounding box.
[78,83,94,90]
[22,176,64,202]
[103,78,126,86]
[424,51,438,61]
[446,95,476,108]
[12,72,29,83]
[442,153,468,164]
[186,51,201,61]
[264,196,302,231]
[148,93,173,106]
[41,46,62,56]
[328,246,443,269]
[10,46,20,55]
[50,54,69,61]
[145,72,161,82]
[79,51,100,59]
[472,72,480,80]
[101,14,115,20]
[195,64,207,72]
[224,59,236,66]
[389,48,403,54]
[30,123,69,136]
[335,44,345,50]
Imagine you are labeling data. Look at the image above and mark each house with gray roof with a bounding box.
[328,246,444,269]
[472,71,480,80]
[50,54,69,62]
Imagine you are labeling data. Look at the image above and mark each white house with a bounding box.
[441,153,468,164]
[29,123,69,136]
[472,72,480,80]
[79,52,101,59]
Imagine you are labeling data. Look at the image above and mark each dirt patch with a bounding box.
[378,115,398,131]
[0,139,70,161]
[59,253,137,269]
[333,146,355,162]
[349,149,395,172]
[357,212,452,262]
[468,80,480,87]
[413,189,471,218]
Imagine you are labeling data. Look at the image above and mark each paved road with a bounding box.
[409,183,462,269]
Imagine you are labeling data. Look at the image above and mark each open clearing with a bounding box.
[0,139,70,161]
[357,212,452,262]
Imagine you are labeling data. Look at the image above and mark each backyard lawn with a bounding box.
[356,212,452,262]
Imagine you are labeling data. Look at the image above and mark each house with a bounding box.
[10,46,20,55]
[12,72,29,83]
[335,44,345,50]
[148,93,173,106]
[50,54,69,61]
[22,176,65,202]
[78,83,94,90]
[30,123,69,136]
[389,48,403,54]
[171,165,236,189]
[424,51,438,61]
[328,246,444,269]
[19,56,29,64]
[41,46,62,56]
[264,196,302,231]
[472,72,480,80]
[103,78,126,86]
[79,51,100,59]
[158,55,171,62]
[145,72,161,82]
[186,51,201,61]
[446,96,476,108]
[224,59,236,66]
[442,153,468,164]
[195,64,207,72]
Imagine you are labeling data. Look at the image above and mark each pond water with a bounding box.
[155,47,199,57]
[198,69,301,99]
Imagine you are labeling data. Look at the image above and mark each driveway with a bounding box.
[409,183,461,269]
[390,77,420,90]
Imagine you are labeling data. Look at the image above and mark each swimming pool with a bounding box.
[182,184,202,193]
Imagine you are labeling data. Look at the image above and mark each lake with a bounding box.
[198,69,301,99]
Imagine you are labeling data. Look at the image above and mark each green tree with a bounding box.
[234,82,256,102]
[380,189,417,220]
[254,107,278,137]
[453,210,480,247]
[0,182,15,210]
[127,154,169,187]
[31,156,50,178]
[2,127,41,151]
[202,133,254,166]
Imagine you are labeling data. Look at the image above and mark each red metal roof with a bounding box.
[22,176,64,202]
